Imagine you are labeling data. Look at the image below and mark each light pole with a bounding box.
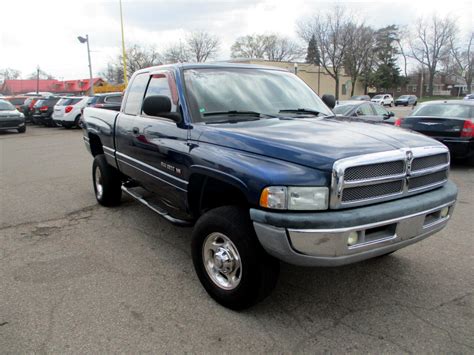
[119,0,128,86]
[78,35,94,96]
[36,66,40,94]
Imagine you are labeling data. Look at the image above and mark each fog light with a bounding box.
[347,232,359,246]
[440,207,449,218]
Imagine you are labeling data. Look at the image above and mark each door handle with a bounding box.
[132,127,140,135]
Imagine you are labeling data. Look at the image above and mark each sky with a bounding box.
[0,0,472,80]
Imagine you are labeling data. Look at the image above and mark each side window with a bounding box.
[144,73,178,113]
[105,95,122,103]
[123,74,150,115]
[355,104,374,116]
[372,103,388,116]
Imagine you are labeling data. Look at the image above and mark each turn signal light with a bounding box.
[461,120,474,138]
[394,118,403,127]
[65,105,73,113]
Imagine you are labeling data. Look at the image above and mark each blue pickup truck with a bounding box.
[82,63,457,309]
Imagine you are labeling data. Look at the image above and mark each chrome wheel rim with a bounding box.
[203,232,242,290]
[94,167,104,200]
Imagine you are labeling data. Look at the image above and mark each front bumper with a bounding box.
[251,181,457,267]
[0,119,25,130]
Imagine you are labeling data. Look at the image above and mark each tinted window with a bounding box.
[56,98,71,106]
[412,104,472,119]
[69,98,83,105]
[355,104,373,116]
[373,95,383,99]
[372,104,388,116]
[9,98,26,105]
[144,73,177,111]
[87,96,99,105]
[333,105,354,115]
[104,95,122,103]
[124,74,150,115]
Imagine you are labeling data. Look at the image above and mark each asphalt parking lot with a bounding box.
[1,124,473,353]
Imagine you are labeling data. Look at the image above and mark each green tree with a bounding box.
[305,34,320,65]
[372,25,403,90]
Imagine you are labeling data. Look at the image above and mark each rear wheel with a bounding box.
[192,206,279,310]
[74,115,82,128]
[92,154,122,206]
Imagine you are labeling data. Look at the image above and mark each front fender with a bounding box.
[188,142,331,206]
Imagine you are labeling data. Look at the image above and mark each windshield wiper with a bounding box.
[279,108,322,116]
[205,117,261,124]
[203,110,264,117]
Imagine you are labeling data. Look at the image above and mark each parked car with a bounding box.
[53,96,88,128]
[350,95,370,101]
[4,96,28,111]
[463,94,474,100]
[86,92,123,111]
[333,100,397,124]
[0,99,26,133]
[395,95,418,106]
[31,96,60,126]
[82,63,457,309]
[21,97,43,122]
[396,100,474,164]
[371,94,394,106]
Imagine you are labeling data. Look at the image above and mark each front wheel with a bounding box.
[17,126,26,133]
[92,154,122,206]
[191,206,279,310]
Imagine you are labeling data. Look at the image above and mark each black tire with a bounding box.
[92,154,122,206]
[405,103,408,106]
[17,126,26,133]
[64,124,73,129]
[74,115,81,128]
[192,206,280,310]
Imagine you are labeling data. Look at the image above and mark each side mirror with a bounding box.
[142,95,181,123]
[322,94,336,109]
[383,111,395,119]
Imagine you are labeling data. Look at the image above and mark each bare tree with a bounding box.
[298,6,352,99]
[410,15,456,96]
[450,32,474,94]
[231,34,302,62]
[186,31,220,63]
[0,68,21,82]
[164,41,191,64]
[26,68,55,80]
[121,44,163,78]
[231,34,268,59]
[395,28,409,78]
[343,24,375,96]
[264,35,303,61]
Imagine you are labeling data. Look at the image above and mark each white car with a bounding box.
[371,94,394,106]
[463,94,474,100]
[52,96,88,128]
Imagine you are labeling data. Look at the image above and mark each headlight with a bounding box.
[288,187,328,210]
[260,186,329,210]
[19,112,25,118]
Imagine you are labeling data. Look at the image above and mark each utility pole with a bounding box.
[36,66,40,94]
[119,0,128,86]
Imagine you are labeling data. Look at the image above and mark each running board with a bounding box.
[121,186,192,226]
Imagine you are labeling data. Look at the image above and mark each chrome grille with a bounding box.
[330,146,450,209]
[408,170,448,190]
[342,180,403,202]
[412,153,449,171]
[344,160,405,181]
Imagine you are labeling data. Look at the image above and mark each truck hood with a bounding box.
[197,117,444,171]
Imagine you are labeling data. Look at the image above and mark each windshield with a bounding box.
[373,95,383,99]
[183,68,333,122]
[398,95,409,99]
[0,100,15,111]
[412,104,472,119]
[333,105,354,115]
